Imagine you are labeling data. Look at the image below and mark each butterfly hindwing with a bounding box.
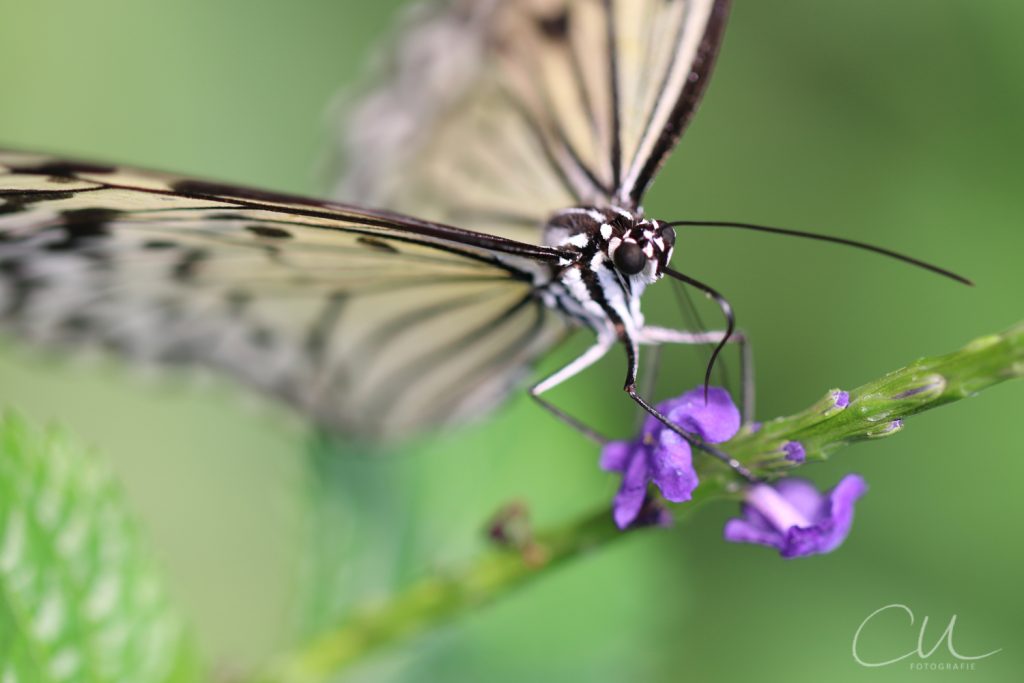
[0,153,570,437]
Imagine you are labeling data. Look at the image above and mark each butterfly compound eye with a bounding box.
[659,225,676,249]
[613,241,646,275]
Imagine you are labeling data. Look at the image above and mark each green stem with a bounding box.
[259,322,1023,683]
[726,321,1024,472]
[281,516,619,682]
[261,483,725,683]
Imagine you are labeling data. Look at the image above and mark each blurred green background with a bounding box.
[1,1,1022,681]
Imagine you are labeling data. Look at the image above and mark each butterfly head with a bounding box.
[602,215,676,284]
[545,207,675,284]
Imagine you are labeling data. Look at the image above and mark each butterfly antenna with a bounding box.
[664,267,735,401]
[664,220,973,286]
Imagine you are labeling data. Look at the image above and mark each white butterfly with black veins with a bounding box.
[5,0,959,447]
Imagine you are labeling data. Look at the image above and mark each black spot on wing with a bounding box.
[0,191,77,216]
[9,161,117,177]
[0,259,39,317]
[43,208,118,251]
[249,325,274,348]
[246,225,293,239]
[225,289,252,314]
[304,292,347,360]
[536,9,570,38]
[173,248,208,282]
[59,313,95,338]
[142,240,177,250]
[62,207,119,230]
[356,236,399,253]
[47,175,84,185]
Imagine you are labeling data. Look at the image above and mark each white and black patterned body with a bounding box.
[0,0,733,439]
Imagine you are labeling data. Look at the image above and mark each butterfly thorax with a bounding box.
[538,207,676,341]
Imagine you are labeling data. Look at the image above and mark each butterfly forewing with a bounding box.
[1,0,732,439]
[336,0,728,231]
[0,154,569,437]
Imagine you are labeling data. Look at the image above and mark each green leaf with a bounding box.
[0,414,197,683]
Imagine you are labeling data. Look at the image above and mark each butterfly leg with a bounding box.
[622,333,756,482]
[637,325,755,427]
[634,344,662,430]
[529,332,617,445]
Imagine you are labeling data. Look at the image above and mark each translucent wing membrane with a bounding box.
[0,153,570,437]
[0,1,732,439]
[336,0,728,234]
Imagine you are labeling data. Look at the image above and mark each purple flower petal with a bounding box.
[611,451,650,529]
[782,440,806,464]
[600,440,633,472]
[723,474,868,558]
[772,478,828,520]
[601,385,741,529]
[832,390,850,409]
[792,474,868,556]
[662,387,741,443]
[612,453,650,529]
[650,432,697,503]
[723,517,785,547]
[612,488,647,530]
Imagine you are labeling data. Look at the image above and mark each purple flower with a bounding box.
[782,440,806,464]
[601,386,740,529]
[723,474,868,558]
[832,390,850,409]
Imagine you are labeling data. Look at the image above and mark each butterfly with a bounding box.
[0,0,965,449]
